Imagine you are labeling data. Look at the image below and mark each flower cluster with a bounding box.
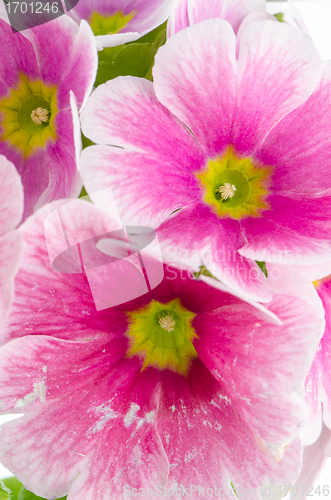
[0,1,331,499]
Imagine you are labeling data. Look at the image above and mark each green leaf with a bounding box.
[230,481,239,499]
[256,260,268,277]
[95,22,167,86]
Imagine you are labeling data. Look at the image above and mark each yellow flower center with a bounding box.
[196,146,272,220]
[0,74,57,158]
[126,299,198,376]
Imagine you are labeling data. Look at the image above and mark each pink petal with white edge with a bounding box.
[0,335,169,499]
[153,19,237,157]
[266,263,325,317]
[233,20,322,155]
[194,291,323,450]
[255,62,331,194]
[159,204,273,303]
[236,11,277,53]
[0,155,23,234]
[157,360,303,496]
[80,145,203,229]
[294,261,331,282]
[21,17,97,111]
[4,199,126,344]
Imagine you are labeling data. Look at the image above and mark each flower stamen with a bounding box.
[31,107,49,125]
[217,183,236,201]
[159,315,176,333]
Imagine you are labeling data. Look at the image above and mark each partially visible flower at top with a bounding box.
[0,155,23,334]
[0,198,324,499]
[167,0,271,37]
[79,18,331,302]
[0,12,97,221]
[66,0,177,49]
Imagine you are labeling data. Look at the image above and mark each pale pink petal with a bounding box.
[169,0,265,35]
[167,0,189,36]
[0,231,23,325]
[153,19,237,157]
[21,17,97,110]
[316,279,331,432]
[291,424,331,500]
[233,20,322,154]
[301,357,323,446]
[266,263,325,317]
[157,360,303,494]
[80,145,202,229]
[70,91,82,171]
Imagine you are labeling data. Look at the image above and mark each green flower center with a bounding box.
[196,146,272,219]
[126,299,198,376]
[0,74,57,157]
[89,10,136,37]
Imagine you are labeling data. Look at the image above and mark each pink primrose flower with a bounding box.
[0,14,97,220]
[0,199,324,499]
[79,18,331,303]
